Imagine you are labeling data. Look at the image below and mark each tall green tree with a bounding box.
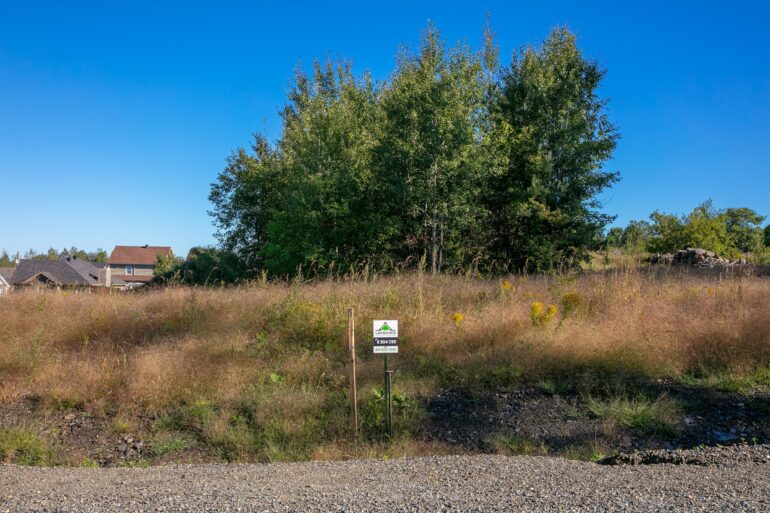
[373,24,486,273]
[209,22,621,277]
[209,134,283,271]
[483,28,619,271]
[724,207,765,253]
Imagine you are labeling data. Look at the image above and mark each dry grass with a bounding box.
[1,268,769,463]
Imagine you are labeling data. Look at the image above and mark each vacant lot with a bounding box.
[1,268,769,465]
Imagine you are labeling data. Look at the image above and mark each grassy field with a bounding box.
[1,266,769,465]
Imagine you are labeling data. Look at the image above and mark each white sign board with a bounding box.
[373,320,398,354]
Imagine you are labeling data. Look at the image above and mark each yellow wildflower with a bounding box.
[531,302,558,328]
[452,312,464,327]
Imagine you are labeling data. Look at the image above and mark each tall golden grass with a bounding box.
[1,268,769,462]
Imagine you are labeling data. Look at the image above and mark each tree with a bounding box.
[153,251,182,278]
[682,200,731,255]
[483,28,619,271]
[210,135,283,271]
[647,211,687,253]
[765,225,770,247]
[208,23,621,277]
[605,227,624,248]
[167,247,249,285]
[724,207,765,253]
[647,201,765,256]
[0,250,15,267]
[373,23,486,272]
[622,220,652,252]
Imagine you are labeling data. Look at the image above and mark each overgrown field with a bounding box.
[2,269,769,466]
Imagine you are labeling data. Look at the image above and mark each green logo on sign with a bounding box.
[380,323,392,331]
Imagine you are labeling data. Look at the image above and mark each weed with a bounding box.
[150,435,195,458]
[488,433,548,456]
[530,302,558,328]
[586,394,681,437]
[0,427,58,465]
[112,419,132,434]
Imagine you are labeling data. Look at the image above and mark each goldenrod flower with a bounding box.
[531,302,558,328]
[452,312,464,327]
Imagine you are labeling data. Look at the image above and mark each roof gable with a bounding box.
[108,246,172,266]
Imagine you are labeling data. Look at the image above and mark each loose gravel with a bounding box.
[2,450,769,512]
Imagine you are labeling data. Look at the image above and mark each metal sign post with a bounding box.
[373,320,398,438]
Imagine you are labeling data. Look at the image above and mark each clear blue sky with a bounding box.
[1,1,768,257]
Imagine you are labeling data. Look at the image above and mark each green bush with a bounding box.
[359,387,424,441]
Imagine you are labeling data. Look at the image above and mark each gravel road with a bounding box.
[2,451,769,512]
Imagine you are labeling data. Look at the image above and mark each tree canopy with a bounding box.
[209,23,619,277]
[610,200,766,258]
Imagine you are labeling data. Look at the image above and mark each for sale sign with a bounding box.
[373,320,398,354]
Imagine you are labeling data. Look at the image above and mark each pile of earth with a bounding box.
[650,247,748,268]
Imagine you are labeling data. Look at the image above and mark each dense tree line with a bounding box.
[209,23,619,277]
[0,247,108,266]
[606,200,768,258]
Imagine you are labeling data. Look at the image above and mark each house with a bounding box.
[102,245,172,288]
[9,257,101,291]
[0,267,14,295]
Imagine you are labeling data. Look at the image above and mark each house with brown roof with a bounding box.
[102,245,173,288]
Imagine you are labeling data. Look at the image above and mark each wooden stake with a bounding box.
[347,308,358,439]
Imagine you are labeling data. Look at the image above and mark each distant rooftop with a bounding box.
[108,245,172,266]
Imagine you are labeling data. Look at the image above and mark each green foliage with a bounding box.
[209,24,618,276]
[647,200,765,256]
[149,435,195,458]
[22,247,107,262]
[586,394,681,436]
[725,208,766,252]
[0,250,18,267]
[153,251,182,278]
[483,28,619,271]
[360,387,423,441]
[765,225,770,247]
[155,247,250,285]
[0,427,58,465]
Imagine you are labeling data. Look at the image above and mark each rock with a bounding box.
[651,248,751,268]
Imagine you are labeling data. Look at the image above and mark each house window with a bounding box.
[125,265,134,276]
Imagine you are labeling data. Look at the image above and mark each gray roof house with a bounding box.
[10,257,101,290]
[0,267,13,295]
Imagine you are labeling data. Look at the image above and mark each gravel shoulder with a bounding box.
[2,450,769,512]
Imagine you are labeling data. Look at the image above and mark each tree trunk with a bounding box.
[430,205,437,274]
[438,216,444,272]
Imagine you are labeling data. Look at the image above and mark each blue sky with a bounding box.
[1,1,768,257]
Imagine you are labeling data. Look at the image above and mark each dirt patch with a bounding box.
[420,382,770,456]
[599,443,770,466]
